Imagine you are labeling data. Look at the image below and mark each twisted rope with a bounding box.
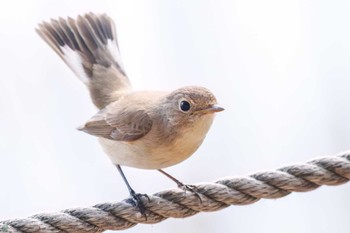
[1,151,349,233]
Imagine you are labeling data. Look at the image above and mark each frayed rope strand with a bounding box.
[1,151,349,232]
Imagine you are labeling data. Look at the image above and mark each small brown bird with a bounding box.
[36,13,223,212]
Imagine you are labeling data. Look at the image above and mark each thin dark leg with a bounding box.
[157,169,185,187]
[116,165,148,214]
[157,169,202,202]
[116,165,135,194]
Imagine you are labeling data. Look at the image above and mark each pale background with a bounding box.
[0,0,349,232]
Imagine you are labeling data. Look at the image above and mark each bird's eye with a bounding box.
[180,100,191,112]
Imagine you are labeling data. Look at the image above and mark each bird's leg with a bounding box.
[116,165,149,215]
[157,169,202,202]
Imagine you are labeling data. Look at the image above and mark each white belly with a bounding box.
[98,114,215,169]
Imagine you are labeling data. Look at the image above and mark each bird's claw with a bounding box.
[126,190,150,216]
[178,183,202,203]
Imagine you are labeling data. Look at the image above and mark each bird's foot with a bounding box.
[157,169,202,203]
[126,189,150,216]
[177,182,202,203]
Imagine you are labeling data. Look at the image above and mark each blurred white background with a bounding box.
[0,0,349,232]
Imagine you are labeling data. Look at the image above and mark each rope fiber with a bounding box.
[1,150,349,232]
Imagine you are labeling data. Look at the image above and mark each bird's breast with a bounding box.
[98,114,215,169]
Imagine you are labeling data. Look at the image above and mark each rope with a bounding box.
[1,150,349,233]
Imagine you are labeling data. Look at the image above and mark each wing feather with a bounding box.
[79,105,153,141]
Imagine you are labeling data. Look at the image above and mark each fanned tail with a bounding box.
[36,13,131,109]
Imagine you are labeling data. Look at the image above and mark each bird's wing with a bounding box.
[36,13,131,109]
[79,104,153,141]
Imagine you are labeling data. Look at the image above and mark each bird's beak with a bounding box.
[198,104,225,114]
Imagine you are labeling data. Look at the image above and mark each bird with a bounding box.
[36,12,224,213]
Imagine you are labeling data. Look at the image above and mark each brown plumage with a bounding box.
[36,12,224,213]
[36,11,224,167]
[79,102,153,141]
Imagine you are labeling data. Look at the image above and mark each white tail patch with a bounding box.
[107,39,125,72]
[61,45,90,85]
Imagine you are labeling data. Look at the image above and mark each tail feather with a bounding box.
[36,13,132,109]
